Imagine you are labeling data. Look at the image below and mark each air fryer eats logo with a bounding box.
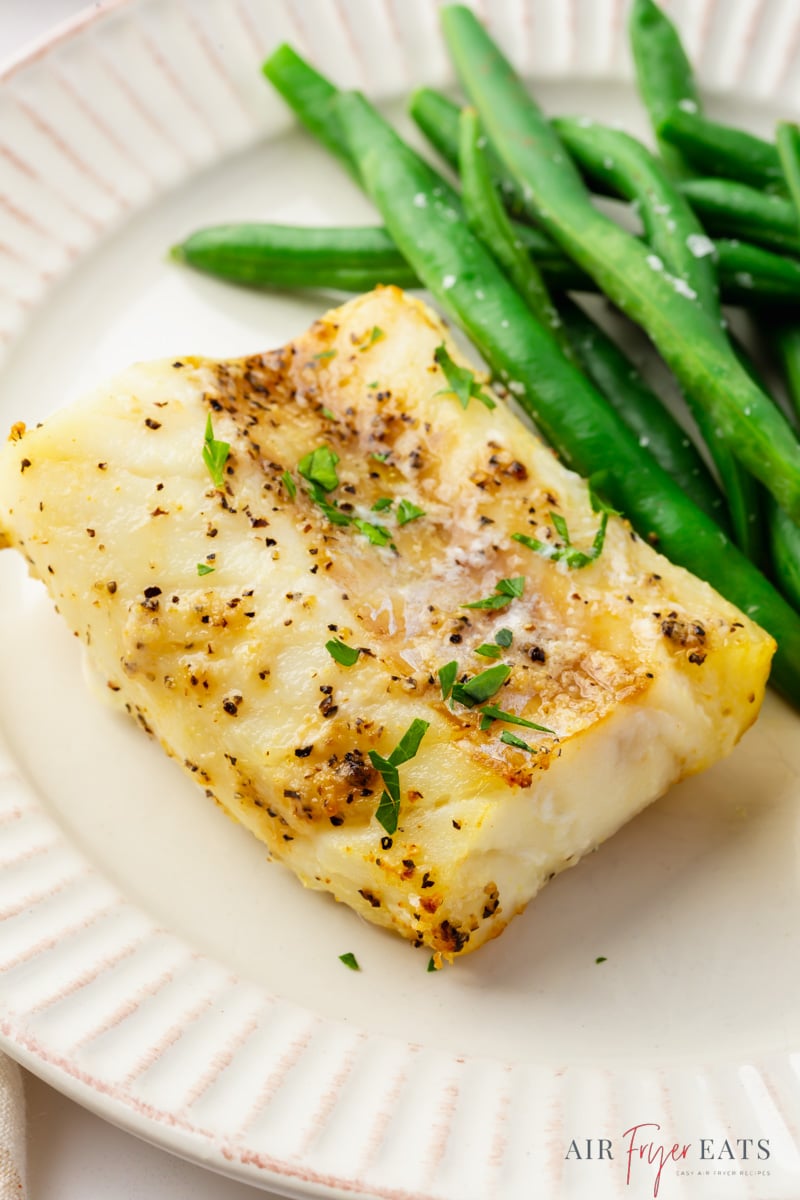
[564,1124,770,1197]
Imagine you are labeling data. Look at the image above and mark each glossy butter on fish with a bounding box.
[0,287,774,957]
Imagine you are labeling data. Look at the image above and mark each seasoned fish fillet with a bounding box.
[0,288,774,957]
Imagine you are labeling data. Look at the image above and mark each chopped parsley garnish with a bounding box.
[464,576,525,611]
[595,956,607,964]
[479,705,554,733]
[475,643,502,659]
[339,952,360,970]
[326,639,360,666]
[313,349,337,362]
[294,447,395,548]
[369,718,430,835]
[451,663,510,708]
[202,415,230,489]
[495,628,513,647]
[438,660,458,702]
[354,518,394,547]
[303,483,350,526]
[391,719,431,763]
[371,496,393,512]
[321,406,336,420]
[512,509,608,569]
[427,956,438,972]
[500,729,537,754]
[196,563,215,576]
[369,762,401,833]
[371,450,390,462]
[368,381,379,389]
[281,470,296,500]
[298,444,340,492]
[360,325,384,351]
[434,343,496,411]
[396,499,425,526]
[297,446,352,525]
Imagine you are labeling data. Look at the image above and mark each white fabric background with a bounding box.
[1,4,289,1197]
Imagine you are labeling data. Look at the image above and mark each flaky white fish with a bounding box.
[0,287,774,957]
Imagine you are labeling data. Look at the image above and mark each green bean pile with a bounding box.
[171,0,800,708]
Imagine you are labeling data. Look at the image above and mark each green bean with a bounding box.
[658,109,786,195]
[169,221,594,294]
[733,338,799,606]
[261,45,595,301]
[171,223,420,290]
[330,85,800,701]
[171,219,800,307]
[408,86,458,166]
[769,501,800,613]
[716,240,800,305]
[690,403,762,562]
[628,0,699,180]
[262,43,355,177]
[679,178,800,256]
[550,117,764,557]
[458,108,572,359]
[441,4,800,526]
[552,117,720,318]
[764,328,800,614]
[411,86,534,224]
[629,0,788,218]
[773,324,800,425]
[558,297,725,524]
[776,121,800,226]
[409,86,800,304]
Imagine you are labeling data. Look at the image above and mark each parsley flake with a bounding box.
[595,956,607,964]
[321,406,336,420]
[297,446,352,526]
[373,769,401,834]
[281,470,296,500]
[313,349,337,362]
[371,496,393,512]
[353,518,394,547]
[368,381,379,390]
[339,952,360,970]
[295,448,398,551]
[438,660,458,702]
[202,415,230,489]
[309,485,352,526]
[360,325,385,351]
[298,444,340,493]
[500,729,537,753]
[475,643,502,659]
[368,718,430,835]
[196,562,215,577]
[464,576,525,610]
[451,663,511,708]
[495,628,513,647]
[396,499,425,526]
[427,956,438,972]
[479,704,554,734]
[326,639,360,666]
[434,343,496,411]
[371,450,390,462]
[512,509,608,568]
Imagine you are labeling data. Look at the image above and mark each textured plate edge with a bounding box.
[1,2,800,1198]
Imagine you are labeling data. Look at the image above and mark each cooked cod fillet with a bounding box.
[0,288,774,957]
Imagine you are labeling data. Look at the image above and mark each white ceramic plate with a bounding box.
[3,2,800,1197]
